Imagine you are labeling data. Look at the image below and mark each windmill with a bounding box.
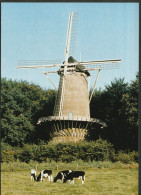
[17,12,121,142]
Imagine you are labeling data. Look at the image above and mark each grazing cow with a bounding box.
[37,170,53,182]
[30,169,36,181]
[63,171,85,184]
[53,170,72,183]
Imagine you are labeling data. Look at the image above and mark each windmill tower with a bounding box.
[17,12,121,142]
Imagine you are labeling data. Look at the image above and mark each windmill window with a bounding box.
[68,112,73,120]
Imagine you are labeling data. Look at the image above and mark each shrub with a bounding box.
[1,150,16,162]
[3,139,138,164]
[129,151,138,163]
[17,139,115,163]
[114,151,138,163]
[1,142,22,162]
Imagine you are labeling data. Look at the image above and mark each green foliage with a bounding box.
[114,151,138,163]
[1,78,56,146]
[1,150,16,162]
[89,75,138,151]
[2,139,115,163]
[1,74,138,151]
[120,73,139,150]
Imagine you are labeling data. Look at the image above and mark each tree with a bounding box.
[120,73,138,150]
[89,77,138,151]
[1,78,56,146]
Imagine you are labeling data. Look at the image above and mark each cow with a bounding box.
[36,170,53,182]
[30,169,36,181]
[53,170,72,183]
[63,171,85,184]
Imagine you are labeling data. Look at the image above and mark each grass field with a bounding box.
[1,162,138,195]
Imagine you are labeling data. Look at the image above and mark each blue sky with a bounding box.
[2,3,139,90]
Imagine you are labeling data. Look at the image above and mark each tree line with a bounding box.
[1,74,138,151]
[89,75,138,151]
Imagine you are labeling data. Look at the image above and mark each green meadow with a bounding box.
[1,162,138,195]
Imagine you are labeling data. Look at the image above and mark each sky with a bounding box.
[1,3,139,91]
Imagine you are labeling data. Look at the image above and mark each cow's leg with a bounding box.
[70,180,74,184]
[82,175,85,184]
[61,173,64,183]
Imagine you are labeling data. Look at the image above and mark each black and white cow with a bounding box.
[36,170,53,182]
[30,169,36,181]
[53,170,72,183]
[63,171,85,184]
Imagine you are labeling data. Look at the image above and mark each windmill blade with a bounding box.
[83,64,120,71]
[69,12,78,58]
[16,59,121,69]
[83,68,102,71]
[65,12,78,62]
[18,59,62,64]
[42,71,58,74]
[16,62,78,69]
[65,12,74,64]
[16,63,64,69]
[73,59,121,70]
[77,59,121,65]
